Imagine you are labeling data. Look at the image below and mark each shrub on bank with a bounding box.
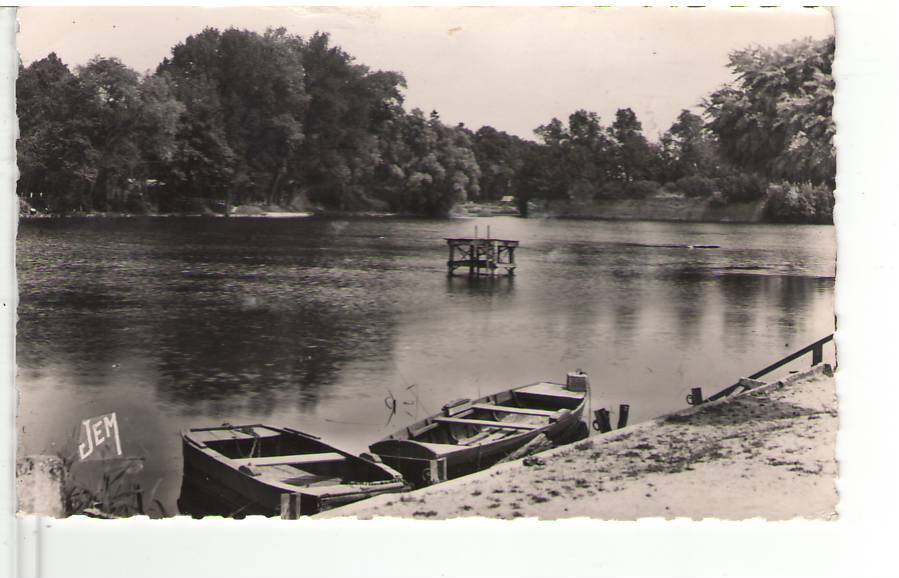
[708,190,728,207]
[567,179,598,204]
[766,182,834,224]
[625,179,661,199]
[718,172,768,203]
[122,191,155,215]
[593,181,624,200]
[593,180,661,200]
[675,175,716,198]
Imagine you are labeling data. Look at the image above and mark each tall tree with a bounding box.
[163,73,236,210]
[76,56,145,210]
[532,110,619,201]
[213,27,309,205]
[371,108,480,216]
[470,126,529,201]
[133,73,185,209]
[609,107,657,182]
[659,109,720,182]
[296,32,405,210]
[704,36,835,186]
[17,53,99,212]
[159,27,309,206]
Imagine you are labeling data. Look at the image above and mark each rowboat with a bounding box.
[179,424,407,517]
[369,372,590,487]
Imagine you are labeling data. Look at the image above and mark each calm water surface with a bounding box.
[16,216,836,514]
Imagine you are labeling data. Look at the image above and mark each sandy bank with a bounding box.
[322,366,837,520]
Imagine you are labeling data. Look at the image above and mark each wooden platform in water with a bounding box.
[445,237,519,276]
[444,237,519,247]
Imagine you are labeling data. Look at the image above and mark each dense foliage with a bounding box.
[18,28,478,216]
[18,30,834,222]
[704,36,835,187]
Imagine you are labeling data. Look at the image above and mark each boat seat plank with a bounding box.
[232,452,346,467]
[190,427,280,444]
[471,403,558,417]
[515,382,585,400]
[250,464,345,487]
[415,442,467,456]
[432,416,539,430]
[458,428,514,446]
[281,474,344,488]
[192,427,281,445]
[408,422,439,438]
[458,430,494,445]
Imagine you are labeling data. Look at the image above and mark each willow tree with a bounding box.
[704,36,835,187]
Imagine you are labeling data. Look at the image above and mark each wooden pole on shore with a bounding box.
[617,404,630,429]
[592,409,612,433]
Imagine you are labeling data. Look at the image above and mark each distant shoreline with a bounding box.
[18,199,833,226]
[16,213,834,226]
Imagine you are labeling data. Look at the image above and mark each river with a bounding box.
[15,216,836,515]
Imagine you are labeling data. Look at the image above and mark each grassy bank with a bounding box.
[322,365,837,520]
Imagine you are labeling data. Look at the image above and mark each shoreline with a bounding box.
[17,210,832,226]
[321,364,837,520]
[17,194,833,224]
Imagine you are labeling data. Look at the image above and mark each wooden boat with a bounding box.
[369,372,590,487]
[179,424,407,517]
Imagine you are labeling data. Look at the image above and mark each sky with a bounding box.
[17,6,834,141]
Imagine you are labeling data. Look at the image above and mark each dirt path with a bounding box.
[322,367,838,520]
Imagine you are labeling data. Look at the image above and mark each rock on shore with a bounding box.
[322,368,837,520]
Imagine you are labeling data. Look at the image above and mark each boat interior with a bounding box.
[188,425,391,487]
[403,382,584,447]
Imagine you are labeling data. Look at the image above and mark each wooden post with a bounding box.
[748,334,834,380]
[592,408,612,433]
[706,334,834,403]
[422,458,447,485]
[280,493,301,519]
[812,344,823,365]
[617,404,630,429]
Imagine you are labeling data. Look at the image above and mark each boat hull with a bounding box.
[178,425,407,517]
[370,380,588,487]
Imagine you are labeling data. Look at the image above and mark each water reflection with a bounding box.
[718,274,763,354]
[445,275,516,297]
[665,272,710,346]
[153,303,398,414]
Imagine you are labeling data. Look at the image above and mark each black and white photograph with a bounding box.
[13,5,844,524]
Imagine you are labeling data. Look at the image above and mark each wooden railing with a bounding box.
[699,334,835,404]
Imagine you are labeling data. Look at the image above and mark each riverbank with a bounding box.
[18,197,823,225]
[322,365,837,520]
[537,196,768,223]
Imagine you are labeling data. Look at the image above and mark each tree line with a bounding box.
[18,29,834,222]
